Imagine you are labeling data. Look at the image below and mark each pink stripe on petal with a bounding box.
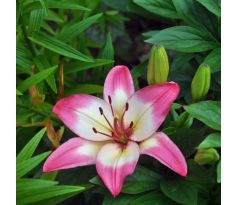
[125,82,179,141]
[53,94,113,141]
[104,65,135,115]
[43,137,105,172]
[96,141,139,196]
[140,132,187,176]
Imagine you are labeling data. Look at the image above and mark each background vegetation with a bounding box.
[16,0,221,204]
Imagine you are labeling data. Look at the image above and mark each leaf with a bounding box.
[29,32,93,62]
[184,101,221,130]
[17,65,57,92]
[170,128,206,157]
[65,84,103,96]
[198,133,221,149]
[16,151,51,179]
[133,0,179,19]
[17,183,87,205]
[217,160,221,183]
[172,0,219,36]
[196,0,221,17]
[65,59,114,74]
[170,53,195,72]
[131,191,177,205]
[16,89,23,95]
[99,32,114,70]
[103,194,138,205]
[17,128,46,163]
[17,179,58,191]
[47,0,91,11]
[160,178,198,205]
[58,13,103,42]
[203,48,221,73]
[122,166,161,194]
[146,26,218,52]
[34,55,57,93]
[44,10,64,23]
[28,8,45,33]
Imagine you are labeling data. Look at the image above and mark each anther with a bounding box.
[108,95,114,116]
[92,127,97,133]
[129,121,133,128]
[125,103,129,111]
[108,96,112,104]
[99,107,103,115]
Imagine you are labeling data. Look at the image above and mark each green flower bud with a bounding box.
[147,45,169,85]
[194,148,220,165]
[191,64,211,102]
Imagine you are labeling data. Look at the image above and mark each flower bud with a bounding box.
[191,64,211,102]
[194,148,220,165]
[29,85,45,105]
[147,45,169,85]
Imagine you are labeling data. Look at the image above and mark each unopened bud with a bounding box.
[191,64,211,102]
[147,45,169,85]
[194,148,220,165]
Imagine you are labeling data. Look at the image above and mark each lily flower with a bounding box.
[43,65,187,196]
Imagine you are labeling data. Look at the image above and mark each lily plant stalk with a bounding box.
[43,65,187,196]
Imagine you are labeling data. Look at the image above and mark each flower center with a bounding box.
[92,95,133,144]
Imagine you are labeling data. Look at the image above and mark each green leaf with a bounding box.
[217,160,221,183]
[196,0,221,17]
[65,59,114,74]
[131,191,177,205]
[99,32,114,70]
[17,128,46,163]
[34,55,57,93]
[184,101,221,130]
[16,89,23,95]
[58,13,103,41]
[133,0,179,19]
[172,0,219,36]
[122,166,161,194]
[198,133,221,149]
[16,151,51,179]
[103,194,138,205]
[65,84,103,96]
[203,48,221,73]
[29,32,93,62]
[44,10,64,23]
[146,26,218,52]
[17,183,87,205]
[17,65,57,92]
[28,8,45,33]
[160,178,198,205]
[17,179,58,191]
[47,0,91,11]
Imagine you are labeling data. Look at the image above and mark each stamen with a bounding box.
[92,127,112,138]
[99,107,113,129]
[129,121,133,128]
[108,95,114,116]
[120,102,129,130]
[114,116,123,136]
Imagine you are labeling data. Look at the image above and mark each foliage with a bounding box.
[16,0,221,204]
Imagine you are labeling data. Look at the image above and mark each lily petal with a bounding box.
[125,82,179,141]
[140,132,187,176]
[104,65,135,115]
[53,94,114,141]
[43,137,105,172]
[96,141,140,196]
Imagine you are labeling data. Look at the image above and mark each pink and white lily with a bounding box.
[43,65,187,196]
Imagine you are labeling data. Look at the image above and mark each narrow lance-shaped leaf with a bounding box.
[29,32,93,62]
[17,128,46,163]
[196,0,221,17]
[17,65,57,92]
[58,13,103,41]
[16,151,51,179]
